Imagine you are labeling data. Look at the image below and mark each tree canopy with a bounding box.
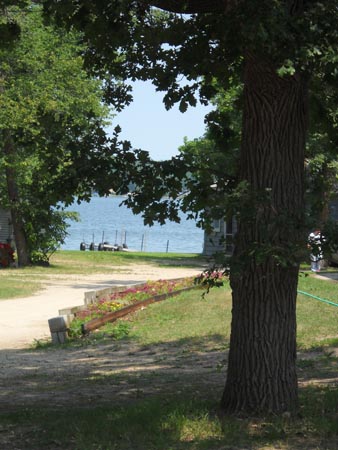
[41,0,338,230]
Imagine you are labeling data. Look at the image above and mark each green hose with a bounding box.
[297,290,338,308]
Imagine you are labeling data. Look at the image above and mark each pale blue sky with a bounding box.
[109,81,212,161]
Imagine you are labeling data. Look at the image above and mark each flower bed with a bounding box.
[70,277,197,337]
[77,278,195,321]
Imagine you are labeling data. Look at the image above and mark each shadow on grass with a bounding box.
[297,347,338,386]
[0,335,337,449]
[1,389,338,450]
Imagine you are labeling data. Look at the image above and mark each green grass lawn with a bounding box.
[0,266,337,449]
[297,273,338,349]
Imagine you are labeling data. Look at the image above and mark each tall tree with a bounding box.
[0,5,114,265]
[43,0,338,414]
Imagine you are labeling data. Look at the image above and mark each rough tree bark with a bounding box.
[220,55,307,414]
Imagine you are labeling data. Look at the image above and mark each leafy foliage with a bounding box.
[43,1,338,105]
[25,210,79,264]
[42,1,338,240]
[0,4,126,263]
[0,1,30,46]
[39,1,338,277]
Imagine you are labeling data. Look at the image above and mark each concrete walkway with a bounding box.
[0,265,203,350]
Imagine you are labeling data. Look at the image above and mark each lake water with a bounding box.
[62,196,204,254]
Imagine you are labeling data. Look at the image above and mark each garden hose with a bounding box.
[297,290,338,308]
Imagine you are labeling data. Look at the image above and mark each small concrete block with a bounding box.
[62,314,75,328]
[51,331,67,345]
[59,305,85,315]
[48,316,67,332]
[49,314,75,330]
[96,287,112,300]
[84,291,96,305]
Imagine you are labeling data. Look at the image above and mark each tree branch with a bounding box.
[140,0,234,13]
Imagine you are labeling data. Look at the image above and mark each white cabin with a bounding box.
[203,217,237,256]
[0,208,13,244]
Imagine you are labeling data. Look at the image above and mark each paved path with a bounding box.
[0,265,203,350]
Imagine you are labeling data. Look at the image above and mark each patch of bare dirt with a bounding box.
[0,338,227,412]
[0,335,337,413]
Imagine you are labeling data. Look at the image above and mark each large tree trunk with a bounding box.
[3,133,31,267]
[220,55,307,414]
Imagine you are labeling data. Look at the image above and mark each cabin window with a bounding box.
[212,219,221,233]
